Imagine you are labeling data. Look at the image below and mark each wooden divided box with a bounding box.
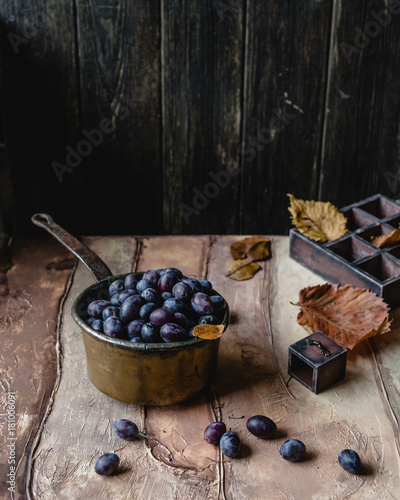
[289,193,400,308]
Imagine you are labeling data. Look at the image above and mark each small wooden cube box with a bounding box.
[288,331,347,394]
[289,193,400,308]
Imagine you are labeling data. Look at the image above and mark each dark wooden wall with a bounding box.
[0,0,400,237]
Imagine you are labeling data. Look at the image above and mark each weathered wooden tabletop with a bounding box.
[1,235,400,500]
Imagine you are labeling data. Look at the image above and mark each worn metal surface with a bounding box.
[31,214,112,281]
[72,271,228,405]
[32,214,229,404]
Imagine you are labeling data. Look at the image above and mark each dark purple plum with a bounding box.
[124,273,141,290]
[160,323,188,342]
[160,267,183,279]
[162,298,188,314]
[109,279,125,296]
[130,336,143,343]
[246,415,277,439]
[174,312,192,330]
[143,269,160,284]
[87,300,111,319]
[149,308,175,327]
[198,315,220,325]
[95,453,119,476]
[136,279,157,294]
[181,277,202,293]
[127,319,145,339]
[102,305,120,320]
[199,279,213,294]
[110,294,121,306]
[120,295,143,323]
[141,323,162,343]
[113,418,139,441]
[140,302,157,321]
[90,319,103,332]
[141,287,162,305]
[158,272,178,293]
[210,294,226,313]
[204,422,226,444]
[87,317,96,326]
[172,282,193,302]
[191,293,214,315]
[161,291,173,301]
[280,439,306,462]
[103,317,126,338]
[220,432,240,458]
[338,449,361,473]
[113,289,138,306]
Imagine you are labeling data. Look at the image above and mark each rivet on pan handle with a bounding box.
[31,213,113,282]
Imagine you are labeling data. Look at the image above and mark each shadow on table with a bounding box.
[212,349,282,400]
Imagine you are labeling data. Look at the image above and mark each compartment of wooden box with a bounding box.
[289,194,400,307]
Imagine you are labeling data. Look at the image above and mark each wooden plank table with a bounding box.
[1,235,400,500]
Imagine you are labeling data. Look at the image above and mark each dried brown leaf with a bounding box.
[248,239,271,261]
[231,237,271,261]
[231,240,248,260]
[288,193,348,242]
[292,283,391,350]
[226,259,260,280]
[371,227,400,248]
[192,324,225,340]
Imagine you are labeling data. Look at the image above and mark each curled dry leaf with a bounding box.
[288,193,348,242]
[231,237,271,261]
[226,259,260,281]
[192,324,225,340]
[371,227,400,248]
[292,283,391,350]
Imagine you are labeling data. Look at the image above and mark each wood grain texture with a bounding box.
[268,238,400,499]
[162,0,243,234]
[29,236,142,499]
[0,0,81,236]
[0,238,75,499]
[30,236,222,500]
[319,0,400,206]
[15,235,400,499]
[2,2,400,237]
[239,0,333,235]
[207,236,294,499]
[76,0,163,235]
[138,236,221,493]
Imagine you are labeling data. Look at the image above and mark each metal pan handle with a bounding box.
[31,213,113,281]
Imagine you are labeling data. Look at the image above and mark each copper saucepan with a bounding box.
[31,214,229,405]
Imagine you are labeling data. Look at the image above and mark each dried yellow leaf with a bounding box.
[231,237,271,261]
[192,324,225,340]
[288,193,348,242]
[371,228,400,248]
[230,240,248,260]
[248,240,271,261]
[226,259,260,280]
